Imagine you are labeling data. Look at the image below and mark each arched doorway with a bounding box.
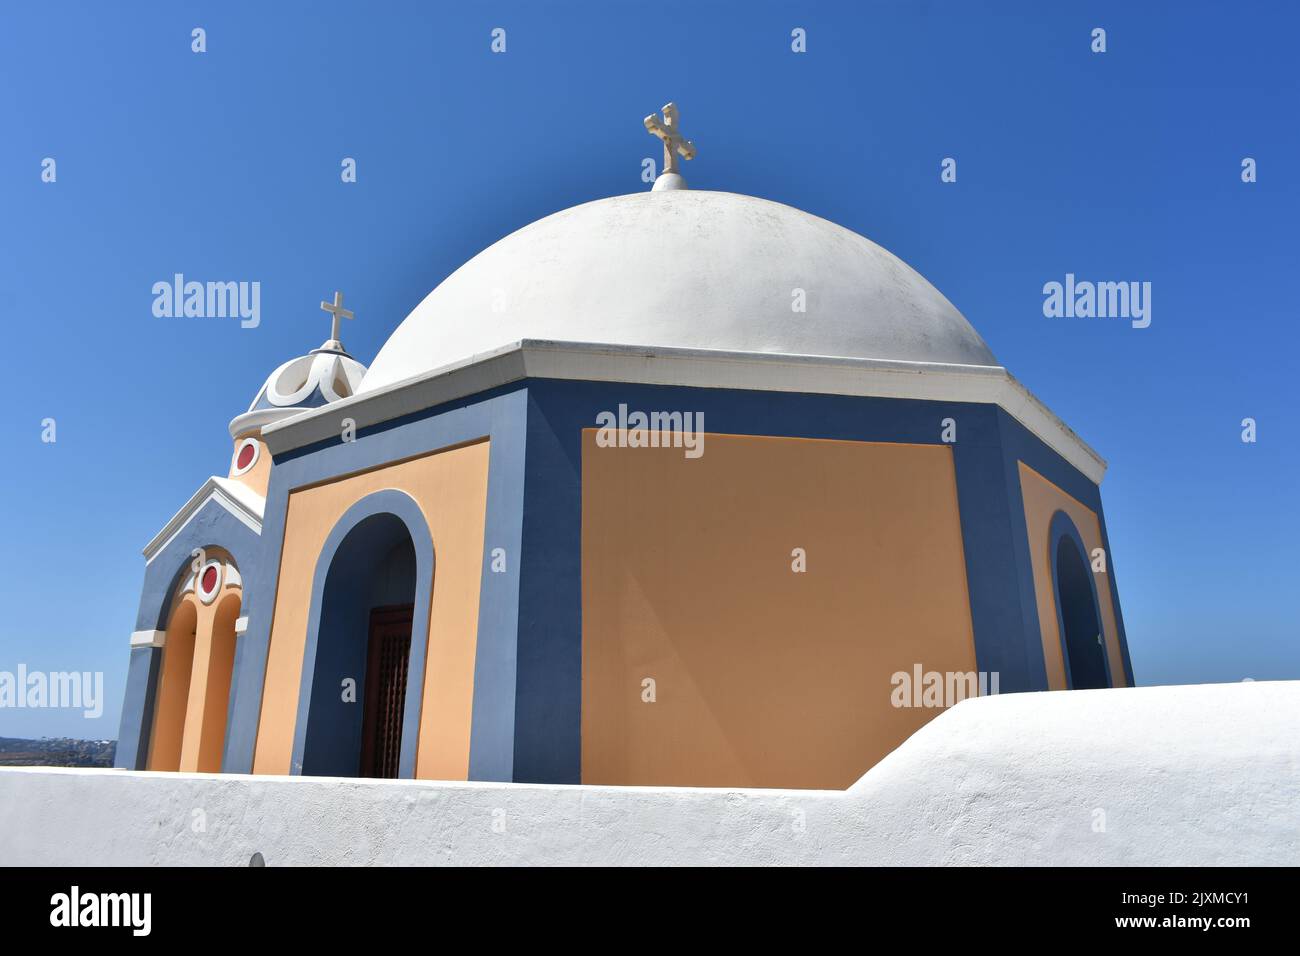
[1051,513,1110,690]
[146,550,244,772]
[299,511,423,778]
[148,599,198,771]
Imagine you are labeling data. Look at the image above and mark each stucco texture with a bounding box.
[3,681,1295,866]
[581,431,977,789]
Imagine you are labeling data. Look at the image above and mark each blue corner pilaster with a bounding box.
[465,389,529,782]
[114,646,161,769]
[952,406,1049,692]
[510,385,582,784]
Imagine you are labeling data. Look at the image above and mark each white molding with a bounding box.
[263,355,318,407]
[130,630,166,649]
[262,340,1108,483]
[143,476,265,564]
[234,616,250,636]
[228,406,298,439]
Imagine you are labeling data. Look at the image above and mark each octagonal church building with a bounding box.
[117,106,1132,790]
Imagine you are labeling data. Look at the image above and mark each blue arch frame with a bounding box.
[289,489,435,779]
[117,497,265,771]
[1048,509,1112,689]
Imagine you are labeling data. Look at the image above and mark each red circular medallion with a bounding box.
[236,442,256,470]
[201,566,219,593]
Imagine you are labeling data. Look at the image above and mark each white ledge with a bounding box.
[1,681,1295,865]
[262,340,1108,484]
[129,630,166,649]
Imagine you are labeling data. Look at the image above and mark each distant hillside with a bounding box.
[0,737,116,768]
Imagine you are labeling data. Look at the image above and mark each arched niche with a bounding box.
[148,598,198,771]
[146,549,244,772]
[294,491,434,779]
[1049,511,1111,690]
[195,591,241,772]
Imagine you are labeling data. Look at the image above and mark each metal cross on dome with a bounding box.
[644,102,697,177]
[319,290,354,344]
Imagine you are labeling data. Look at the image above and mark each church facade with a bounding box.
[116,107,1132,790]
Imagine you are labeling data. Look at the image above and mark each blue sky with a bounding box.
[1,0,1296,738]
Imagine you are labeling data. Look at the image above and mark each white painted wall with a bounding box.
[2,681,1296,866]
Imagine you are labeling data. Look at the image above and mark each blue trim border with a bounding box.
[290,489,434,778]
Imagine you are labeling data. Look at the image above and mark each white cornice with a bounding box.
[143,476,266,564]
[261,340,1108,484]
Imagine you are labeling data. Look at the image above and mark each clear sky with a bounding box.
[1,1,1296,738]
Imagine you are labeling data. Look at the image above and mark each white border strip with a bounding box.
[143,477,266,564]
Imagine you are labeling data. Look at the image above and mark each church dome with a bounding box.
[358,190,997,394]
[229,342,367,437]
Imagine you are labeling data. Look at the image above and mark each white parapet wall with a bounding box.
[2,681,1297,866]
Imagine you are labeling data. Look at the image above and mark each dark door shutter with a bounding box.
[359,604,414,778]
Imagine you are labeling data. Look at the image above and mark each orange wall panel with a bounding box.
[147,599,197,771]
[253,439,490,779]
[194,594,240,772]
[581,431,978,790]
[1018,462,1126,690]
[228,435,272,499]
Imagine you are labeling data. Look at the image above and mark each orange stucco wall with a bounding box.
[581,431,978,790]
[187,593,240,772]
[228,435,272,499]
[147,599,197,771]
[1018,462,1127,690]
[252,439,491,779]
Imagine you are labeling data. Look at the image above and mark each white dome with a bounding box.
[359,190,996,393]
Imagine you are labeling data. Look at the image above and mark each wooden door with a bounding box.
[359,604,413,778]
